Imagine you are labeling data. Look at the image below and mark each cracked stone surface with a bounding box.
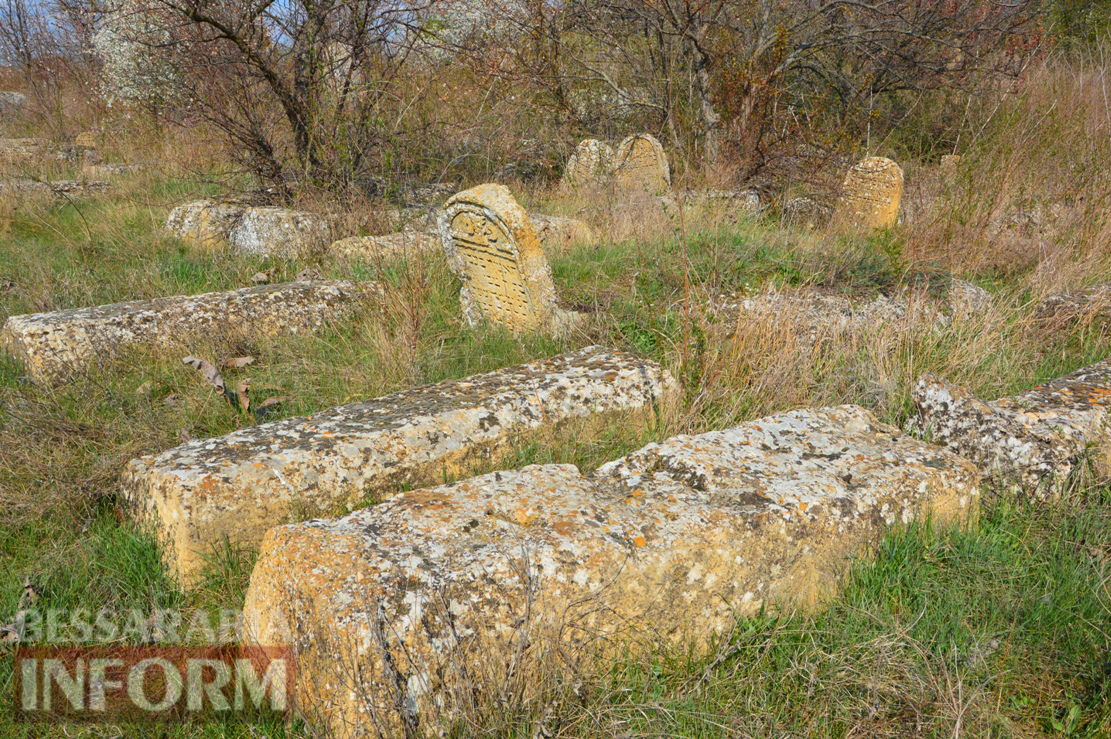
[242,404,978,738]
[123,346,678,585]
[1,280,377,384]
[914,358,1111,499]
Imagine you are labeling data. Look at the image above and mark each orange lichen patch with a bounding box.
[514,509,538,527]
[632,536,647,547]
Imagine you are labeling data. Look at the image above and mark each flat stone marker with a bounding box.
[2,281,375,384]
[439,184,577,335]
[915,359,1111,500]
[831,156,903,231]
[242,405,978,739]
[123,347,677,585]
[165,200,248,247]
[613,133,671,194]
[559,138,615,190]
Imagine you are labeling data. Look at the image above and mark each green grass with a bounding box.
[1,168,1111,736]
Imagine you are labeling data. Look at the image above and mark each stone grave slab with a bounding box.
[831,156,904,231]
[914,358,1111,499]
[123,346,678,585]
[165,200,248,247]
[228,206,333,257]
[242,404,978,739]
[2,280,375,384]
[613,133,671,194]
[439,184,577,335]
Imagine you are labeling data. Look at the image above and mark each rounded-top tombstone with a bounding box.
[560,138,615,191]
[439,184,576,335]
[831,156,904,232]
[613,133,670,195]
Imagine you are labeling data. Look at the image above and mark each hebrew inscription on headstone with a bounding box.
[439,184,576,335]
[613,133,671,194]
[831,156,904,231]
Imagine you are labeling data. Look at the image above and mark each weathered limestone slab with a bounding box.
[914,358,1111,499]
[1034,284,1111,326]
[782,196,833,229]
[165,200,247,247]
[559,138,615,190]
[228,206,333,257]
[831,156,904,231]
[123,347,677,585]
[2,280,374,384]
[329,231,440,262]
[0,179,112,196]
[528,214,593,252]
[613,133,670,194]
[242,405,978,738]
[439,184,578,335]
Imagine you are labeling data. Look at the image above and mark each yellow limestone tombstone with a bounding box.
[439,184,578,335]
[831,156,904,232]
[613,133,671,194]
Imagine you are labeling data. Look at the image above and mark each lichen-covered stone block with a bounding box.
[439,184,578,335]
[613,133,670,194]
[228,206,333,257]
[831,156,904,232]
[329,231,440,261]
[164,200,248,247]
[559,138,615,191]
[914,359,1111,499]
[1,281,375,384]
[123,347,677,585]
[242,405,978,738]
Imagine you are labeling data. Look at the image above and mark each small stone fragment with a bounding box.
[948,279,991,320]
[781,197,833,229]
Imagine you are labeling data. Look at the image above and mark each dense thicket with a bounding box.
[0,0,1073,194]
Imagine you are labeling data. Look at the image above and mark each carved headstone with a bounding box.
[439,184,576,334]
[613,133,671,194]
[831,156,904,231]
[560,138,614,190]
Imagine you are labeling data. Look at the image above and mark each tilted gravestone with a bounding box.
[613,133,671,194]
[439,184,578,335]
[831,156,903,231]
[560,138,615,190]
